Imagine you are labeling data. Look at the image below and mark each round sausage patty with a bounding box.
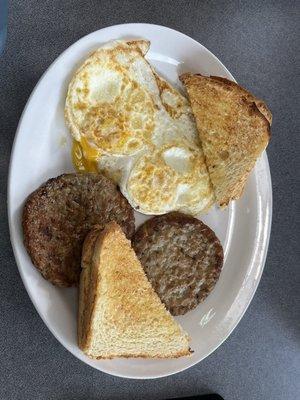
[132,212,223,315]
[23,173,135,287]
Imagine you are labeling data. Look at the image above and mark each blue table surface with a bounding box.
[0,1,299,399]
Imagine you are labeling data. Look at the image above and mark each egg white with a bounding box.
[65,40,213,215]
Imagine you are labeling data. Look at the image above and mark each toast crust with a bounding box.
[204,75,272,125]
[78,225,103,349]
[86,348,192,360]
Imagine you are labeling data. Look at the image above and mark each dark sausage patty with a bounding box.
[22,173,135,287]
[132,212,223,315]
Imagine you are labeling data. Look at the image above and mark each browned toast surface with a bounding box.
[180,74,271,206]
[78,221,191,359]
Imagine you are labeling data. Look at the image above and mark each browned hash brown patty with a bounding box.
[132,212,223,315]
[22,173,135,287]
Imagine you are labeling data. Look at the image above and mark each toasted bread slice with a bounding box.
[78,222,191,359]
[180,74,272,207]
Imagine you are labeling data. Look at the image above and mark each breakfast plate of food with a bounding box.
[8,23,272,378]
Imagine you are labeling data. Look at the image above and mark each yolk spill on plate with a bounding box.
[72,137,99,173]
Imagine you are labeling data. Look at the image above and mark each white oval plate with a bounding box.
[8,24,272,379]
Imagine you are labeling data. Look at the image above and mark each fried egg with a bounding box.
[126,142,213,214]
[65,40,213,215]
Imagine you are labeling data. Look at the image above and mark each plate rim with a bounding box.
[7,23,273,379]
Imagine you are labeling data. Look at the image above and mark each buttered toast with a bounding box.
[78,222,191,359]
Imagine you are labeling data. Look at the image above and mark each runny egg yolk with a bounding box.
[72,137,99,173]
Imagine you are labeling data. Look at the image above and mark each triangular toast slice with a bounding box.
[180,73,272,207]
[78,221,191,359]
